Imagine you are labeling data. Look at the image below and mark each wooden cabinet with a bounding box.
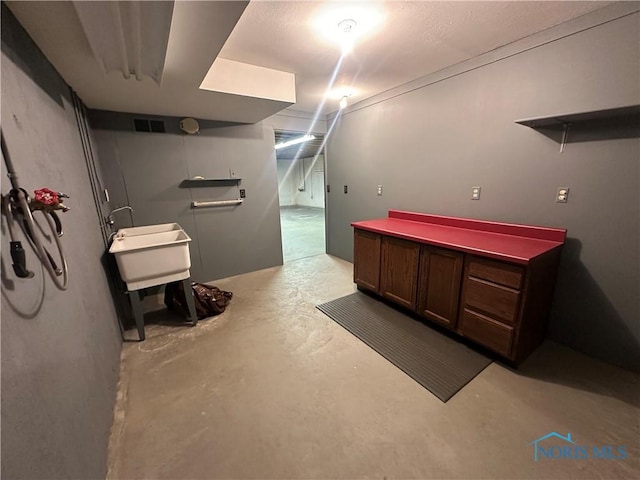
[457,254,561,362]
[353,229,381,292]
[416,246,463,329]
[380,236,420,310]
[457,256,524,357]
[352,227,563,364]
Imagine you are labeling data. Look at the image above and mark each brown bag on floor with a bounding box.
[164,281,233,319]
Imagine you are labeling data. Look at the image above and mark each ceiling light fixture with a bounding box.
[274,134,316,150]
[338,90,353,110]
[338,18,357,54]
[314,6,384,51]
[327,87,356,100]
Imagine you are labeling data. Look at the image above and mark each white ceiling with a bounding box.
[222,0,612,114]
[7,1,612,122]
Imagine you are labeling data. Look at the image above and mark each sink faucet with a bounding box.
[107,205,134,228]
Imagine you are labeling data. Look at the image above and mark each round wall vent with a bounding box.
[180,117,199,134]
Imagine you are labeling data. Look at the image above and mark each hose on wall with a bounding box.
[1,131,69,291]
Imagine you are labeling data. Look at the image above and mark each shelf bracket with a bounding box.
[560,123,570,153]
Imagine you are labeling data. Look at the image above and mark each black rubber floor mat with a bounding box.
[317,292,492,402]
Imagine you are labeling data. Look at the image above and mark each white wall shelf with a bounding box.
[179,178,241,188]
[515,105,640,152]
[515,105,640,129]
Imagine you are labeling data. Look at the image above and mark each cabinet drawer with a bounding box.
[459,308,513,357]
[468,257,523,290]
[464,277,521,325]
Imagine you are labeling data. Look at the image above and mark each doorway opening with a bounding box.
[275,130,326,263]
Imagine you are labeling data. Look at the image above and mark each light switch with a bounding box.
[377,185,383,196]
[471,186,481,200]
[557,187,569,203]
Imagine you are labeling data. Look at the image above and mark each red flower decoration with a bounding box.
[34,188,59,206]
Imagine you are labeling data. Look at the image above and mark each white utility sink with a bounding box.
[109,223,192,291]
[115,222,182,237]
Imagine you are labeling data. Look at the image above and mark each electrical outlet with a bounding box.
[239,189,246,198]
[377,185,383,196]
[344,185,348,194]
[327,185,330,193]
[471,186,481,200]
[556,187,569,203]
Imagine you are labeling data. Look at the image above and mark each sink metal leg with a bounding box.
[183,278,198,326]
[129,290,145,341]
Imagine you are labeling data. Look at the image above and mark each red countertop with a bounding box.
[351,210,566,265]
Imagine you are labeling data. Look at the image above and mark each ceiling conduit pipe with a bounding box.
[110,1,131,80]
[130,1,143,81]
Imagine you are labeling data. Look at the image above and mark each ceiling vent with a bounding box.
[134,119,166,133]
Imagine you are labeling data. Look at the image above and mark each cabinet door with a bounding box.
[380,236,420,310]
[353,229,381,292]
[417,246,463,328]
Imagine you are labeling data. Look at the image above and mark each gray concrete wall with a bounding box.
[1,5,122,479]
[265,110,328,135]
[294,155,325,208]
[90,111,283,282]
[277,158,298,206]
[277,155,325,208]
[325,9,640,370]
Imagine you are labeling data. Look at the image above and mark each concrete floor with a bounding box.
[279,206,325,263]
[109,255,639,479]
